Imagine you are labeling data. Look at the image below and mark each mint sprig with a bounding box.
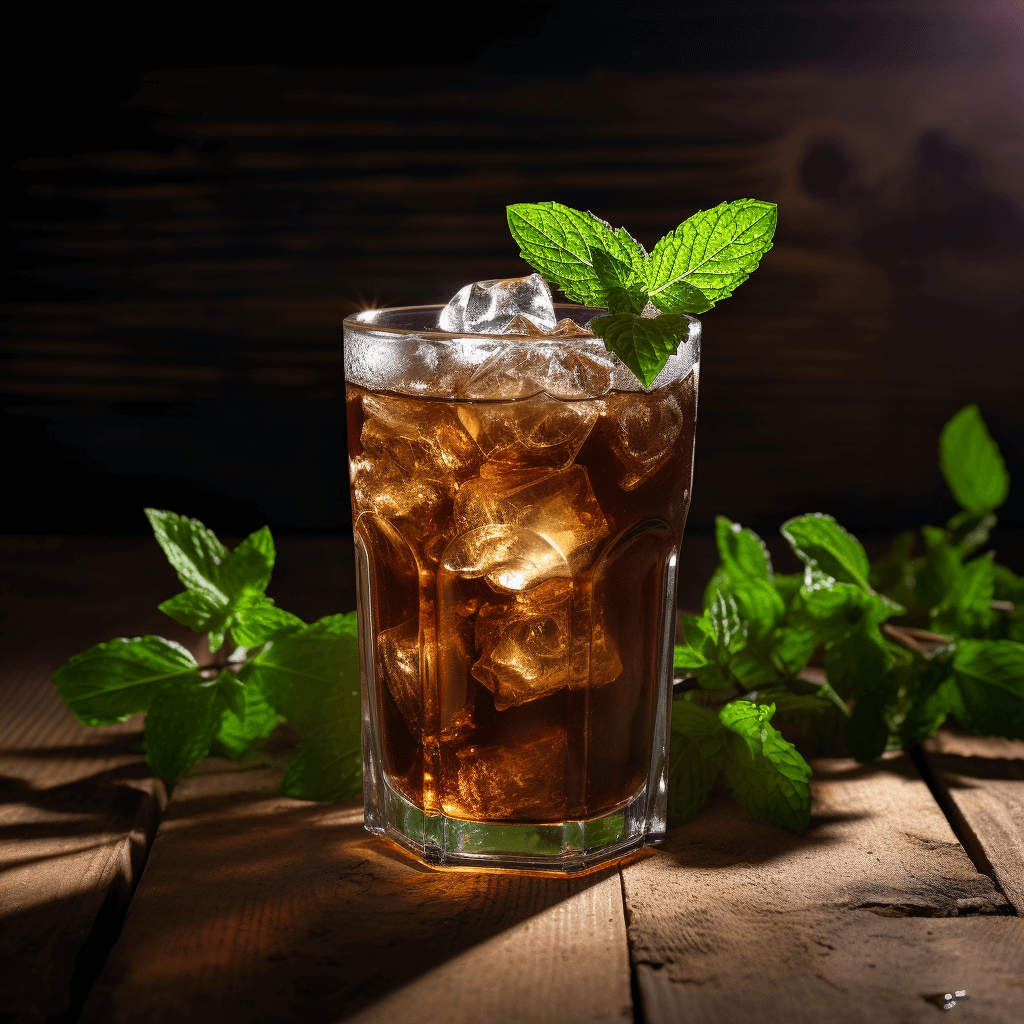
[673,403,1023,833]
[507,198,777,387]
[52,510,360,799]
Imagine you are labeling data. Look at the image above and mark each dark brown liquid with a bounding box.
[347,373,697,823]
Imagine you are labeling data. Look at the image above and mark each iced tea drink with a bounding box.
[344,296,699,870]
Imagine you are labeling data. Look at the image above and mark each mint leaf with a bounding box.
[933,554,995,638]
[241,613,362,801]
[590,311,694,388]
[144,509,228,602]
[668,698,727,826]
[230,597,305,647]
[782,513,871,591]
[210,682,282,759]
[591,248,647,314]
[506,202,640,305]
[647,278,712,315]
[151,514,278,651]
[946,509,997,558]
[715,516,774,582]
[939,404,1009,514]
[952,639,1024,739]
[914,527,961,609]
[144,674,223,785]
[719,701,811,833]
[648,199,777,309]
[744,684,846,750]
[52,636,200,727]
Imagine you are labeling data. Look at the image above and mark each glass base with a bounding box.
[365,779,665,873]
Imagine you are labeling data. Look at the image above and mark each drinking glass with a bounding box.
[344,303,700,871]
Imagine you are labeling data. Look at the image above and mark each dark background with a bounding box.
[5,1,1023,558]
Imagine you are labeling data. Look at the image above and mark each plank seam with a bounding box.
[909,744,1018,916]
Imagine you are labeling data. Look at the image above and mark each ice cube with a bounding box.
[442,525,571,593]
[453,465,609,580]
[377,617,422,733]
[598,389,684,490]
[438,273,558,335]
[455,393,600,476]
[451,723,568,819]
[472,578,573,710]
[361,393,482,479]
[502,314,595,338]
[354,392,483,564]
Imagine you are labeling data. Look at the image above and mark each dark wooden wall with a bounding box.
[5,2,1023,541]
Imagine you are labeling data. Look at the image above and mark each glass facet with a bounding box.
[344,304,700,871]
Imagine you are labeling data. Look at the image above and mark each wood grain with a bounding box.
[80,756,633,1024]
[921,730,1024,915]
[621,753,1020,1024]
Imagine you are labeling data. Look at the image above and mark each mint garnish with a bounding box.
[52,510,361,797]
[507,198,777,387]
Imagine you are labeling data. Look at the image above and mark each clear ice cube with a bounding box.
[354,393,483,563]
[452,465,609,581]
[599,389,684,490]
[438,273,558,335]
[472,578,573,710]
[455,393,600,476]
[453,722,568,819]
[442,525,570,593]
[377,617,421,733]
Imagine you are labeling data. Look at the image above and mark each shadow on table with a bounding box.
[74,764,624,1023]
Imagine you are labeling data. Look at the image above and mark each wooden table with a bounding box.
[3,538,1023,1024]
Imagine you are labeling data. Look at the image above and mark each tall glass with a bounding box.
[344,304,700,871]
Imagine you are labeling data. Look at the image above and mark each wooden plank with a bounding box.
[80,756,634,1024]
[0,538,196,1022]
[622,753,1022,1024]
[921,729,1024,915]
[0,665,164,1022]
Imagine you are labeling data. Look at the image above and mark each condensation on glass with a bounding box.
[344,304,700,871]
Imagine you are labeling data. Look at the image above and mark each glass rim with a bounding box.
[343,303,700,342]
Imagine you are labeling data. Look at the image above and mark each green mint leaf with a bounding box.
[648,278,712,315]
[591,247,647,313]
[719,701,812,833]
[946,509,997,558]
[939,404,1009,514]
[590,311,693,388]
[870,530,916,594]
[844,699,891,764]
[241,613,362,801]
[952,639,1024,740]
[145,509,228,603]
[744,685,846,750]
[220,525,275,598]
[144,676,223,786]
[768,624,818,677]
[648,199,776,309]
[900,665,961,749]
[782,513,871,591]
[913,527,961,609]
[933,554,995,638]
[715,516,774,582]
[506,202,643,305]
[218,671,247,721]
[674,614,713,670]
[993,563,1024,604]
[210,682,282,759]
[154,518,279,650]
[773,572,803,608]
[709,591,746,656]
[825,623,892,703]
[157,590,225,634]
[230,596,306,647]
[52,636,200,727]
[667,698,727,827]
